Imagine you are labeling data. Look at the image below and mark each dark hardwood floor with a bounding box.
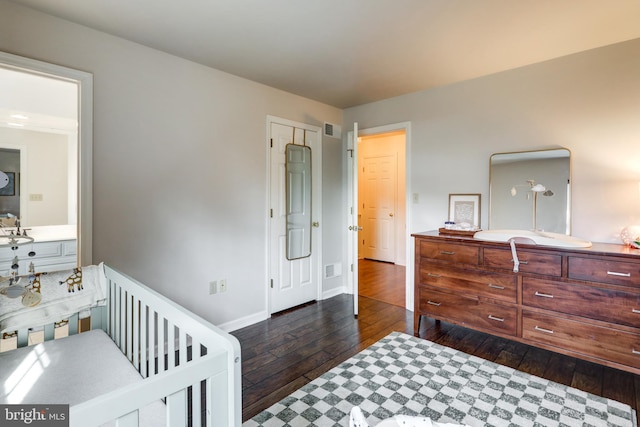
[232,260,640,422]
[358,258,405,307]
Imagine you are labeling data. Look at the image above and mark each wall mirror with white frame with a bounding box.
[489,148,571,234]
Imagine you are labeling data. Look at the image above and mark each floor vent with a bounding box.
[324,263,342,279]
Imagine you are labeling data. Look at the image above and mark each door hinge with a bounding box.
[350,206,353,215]
[347,148,353,158]
[270,138,273,148]
[270,279,273,288]
[350,264,354,272]
[270,208,273,218]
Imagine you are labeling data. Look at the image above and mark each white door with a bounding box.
[361,153,397,262]
[269,120,321,313]
[347,123,359,316]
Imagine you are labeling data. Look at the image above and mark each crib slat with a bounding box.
[113,284,121,348]
[166,388,187,427]
[17,329,28,348]
[121,288,126,351]
[179,330,187,366]
[68,313,79,336]
[158,316,165,373]
[124,292,134,360]
[44,323,54,341]
[148,311,157,377]
[108,280,114,338]
[114,410,138,427]
[167,321,175,368]
[90,306,104,331]
[191,381,202,427]
[132,295,139,367]
[140,304,147,377]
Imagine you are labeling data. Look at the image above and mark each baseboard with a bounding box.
[322,286,347,300]
[218,310,269,333]
[217,288,348,333]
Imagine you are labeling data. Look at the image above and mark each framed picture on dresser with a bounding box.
[448,193,480,228]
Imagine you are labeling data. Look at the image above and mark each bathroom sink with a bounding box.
[473,229,592,248]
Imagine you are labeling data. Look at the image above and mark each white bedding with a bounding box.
[0,329,166,426]
[0,263,107,333]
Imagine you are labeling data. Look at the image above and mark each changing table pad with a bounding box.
[0,329,166,426]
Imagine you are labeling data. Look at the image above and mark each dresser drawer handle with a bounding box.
[427,273,441,278]
[633,349,640,355]
[607,271,631,277]
[534,291,554,299]
[534,326,554,334]
[488,315,504,322]
[427,300,441,307]
[633,309,640,314]
[440,251,455,255]
[488,284,505,290]
[511,259,528,265]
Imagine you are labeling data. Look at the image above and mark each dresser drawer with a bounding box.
[523,277,640,328]
[568,257,640,288]
[483,247,561,276]
[417,287,516,336]
[419,261,517,303]
[418,240,478,265]
[523,311,640,369]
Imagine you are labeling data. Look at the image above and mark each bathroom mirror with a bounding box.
[285,143,312,260]
[489,148,570,234]
[0,51,93,265]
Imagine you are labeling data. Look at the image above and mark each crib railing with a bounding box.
[70,265,242,427]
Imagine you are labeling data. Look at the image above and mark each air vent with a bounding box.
[324,263,342,279]
[323,122,341,139]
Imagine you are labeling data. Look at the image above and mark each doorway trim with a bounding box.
[265,115,323,316]
[350,121,413,310]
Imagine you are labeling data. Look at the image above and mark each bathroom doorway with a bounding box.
[357,130,406,307]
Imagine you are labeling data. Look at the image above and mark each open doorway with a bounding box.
[357,130,406,307]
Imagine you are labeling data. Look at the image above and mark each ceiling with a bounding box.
[8,0,640,108]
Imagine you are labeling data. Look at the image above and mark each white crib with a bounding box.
[0,264,242,427]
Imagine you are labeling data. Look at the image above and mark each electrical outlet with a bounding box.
[209,281,217,295]
[219,279,227,293]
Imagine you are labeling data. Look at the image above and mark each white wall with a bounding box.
[0,1,343,329]
[345,38,640,247]
[0,127,70,226]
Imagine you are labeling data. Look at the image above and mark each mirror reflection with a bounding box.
[489,148,571,234]
[285,143,312,260]
[0,52,91,273]
[0,66,78,230]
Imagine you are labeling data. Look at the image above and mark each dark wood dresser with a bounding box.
[413,230,640,374]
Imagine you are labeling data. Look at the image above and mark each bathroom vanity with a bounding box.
[413,230,640,374]
[0,225,77,275]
